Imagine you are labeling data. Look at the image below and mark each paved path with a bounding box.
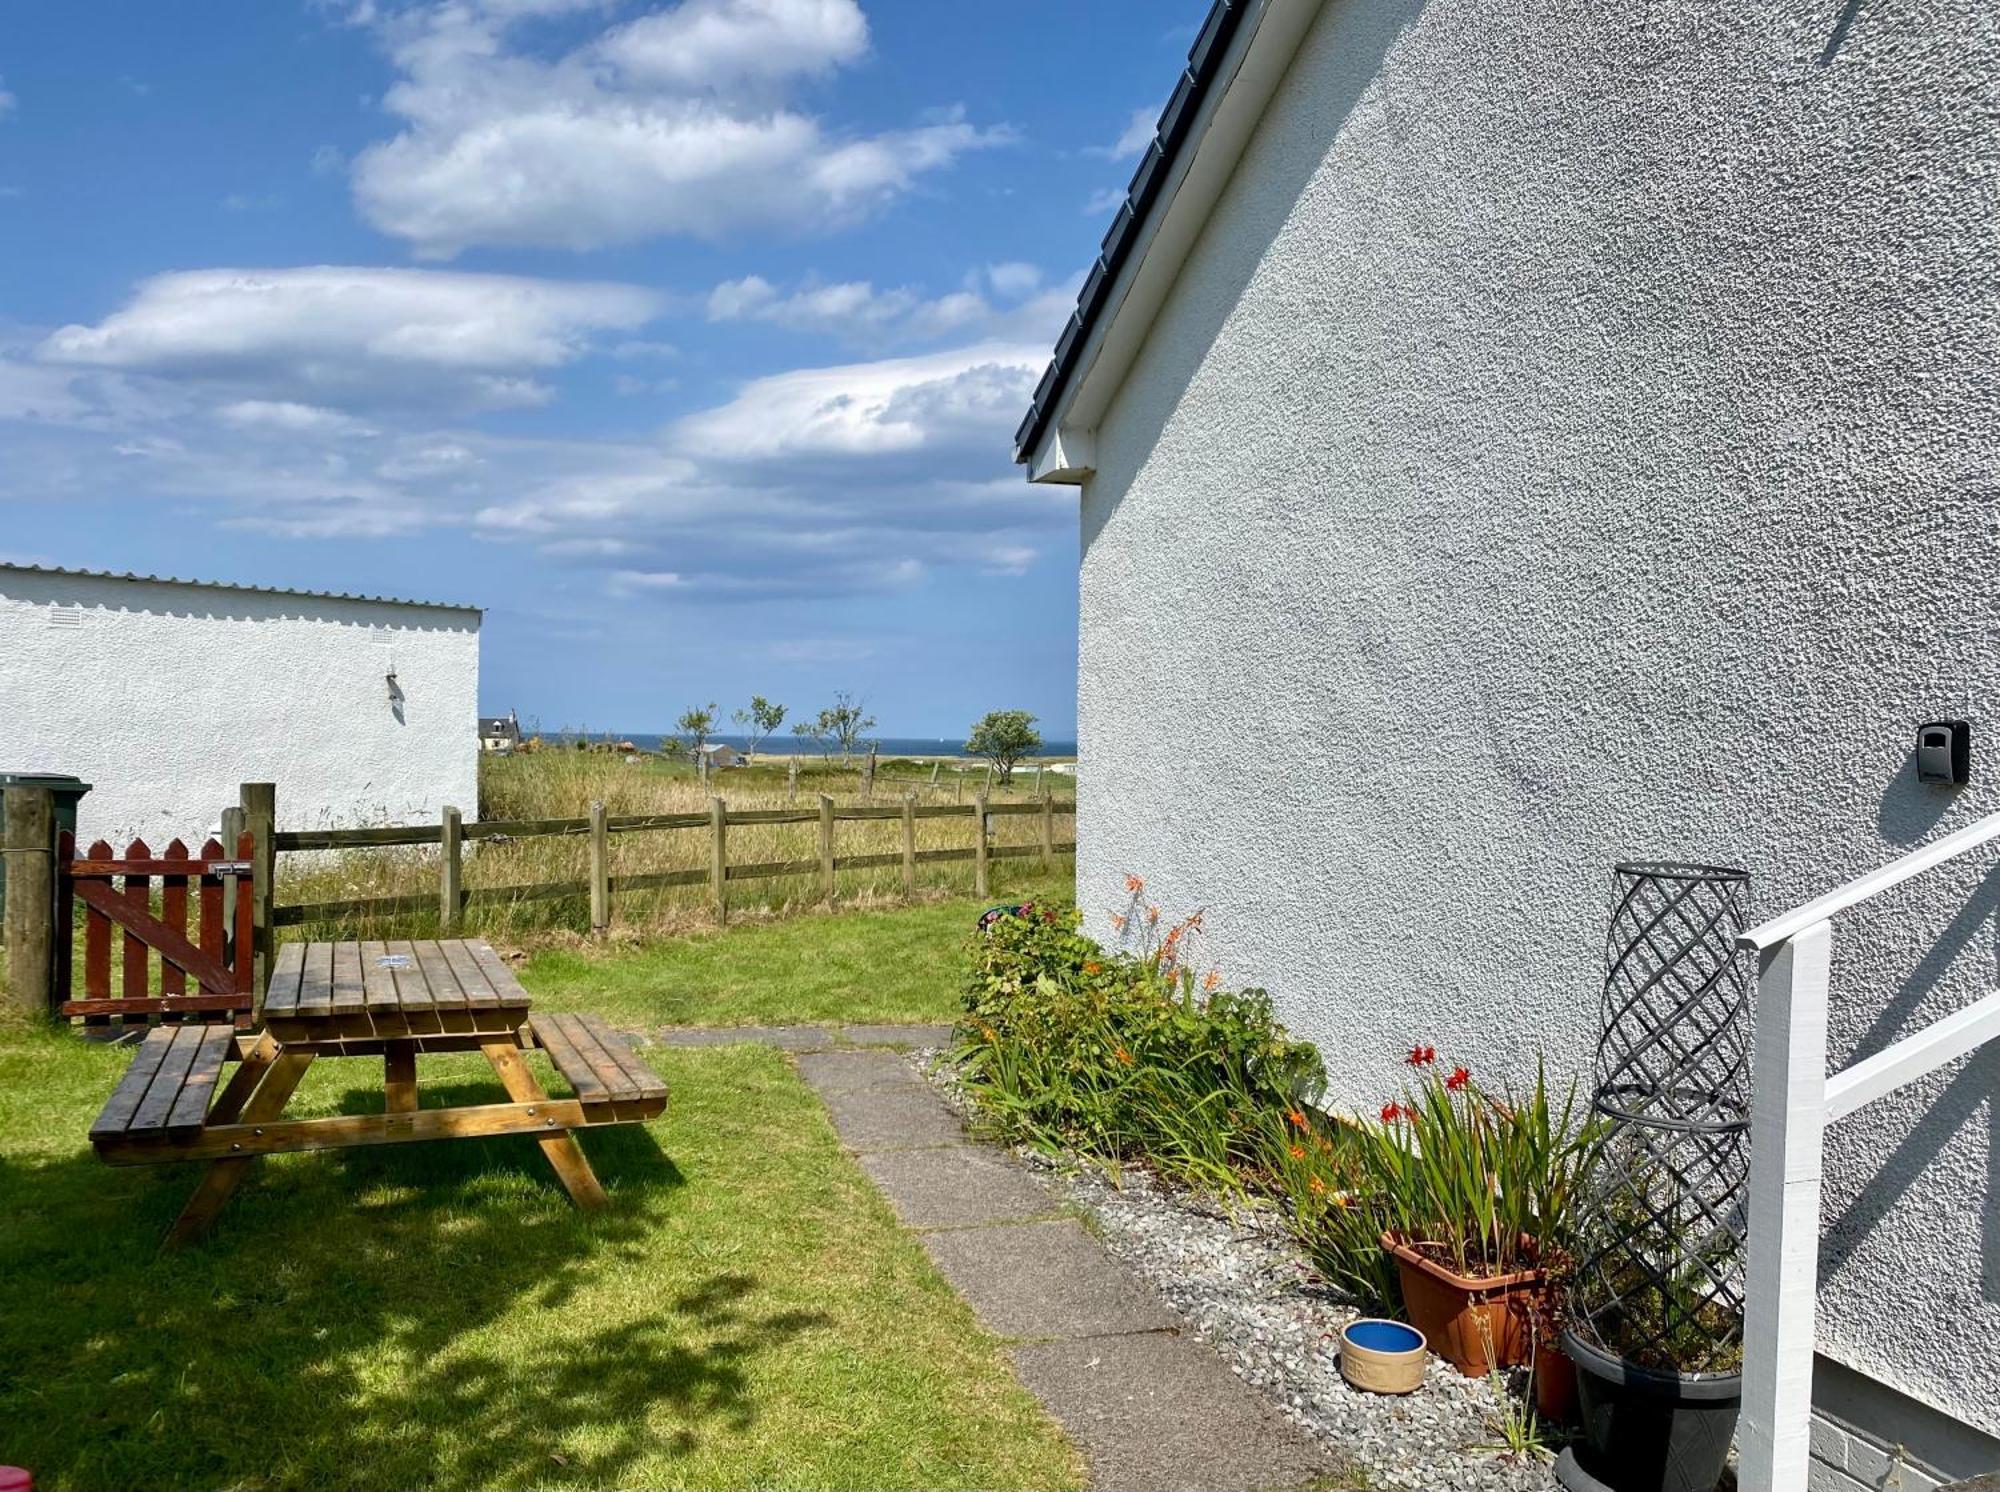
[653,1024,1339,1492]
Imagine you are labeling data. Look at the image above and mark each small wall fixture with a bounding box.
[1915,720,1970,786]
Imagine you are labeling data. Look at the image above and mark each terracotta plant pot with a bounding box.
[1382,1233,1541,1376]
[1533,1338,1580,1424]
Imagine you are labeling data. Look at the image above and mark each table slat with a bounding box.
[413,941,468,1013]
[359,939,400,1012]
[166,1026,237,1136]
[265,942,307,1015]
[440,940,499,1010]
[466,940,533,1009]
[297,942,336,1017]
[330,942,366,1014]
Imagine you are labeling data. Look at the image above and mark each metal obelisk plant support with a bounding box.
[1570,862,1753,1373]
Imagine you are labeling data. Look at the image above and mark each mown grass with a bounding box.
[0,1024,1081,1491]
[527,866,1071,1028]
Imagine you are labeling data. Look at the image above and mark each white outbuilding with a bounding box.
[0,563,481,843]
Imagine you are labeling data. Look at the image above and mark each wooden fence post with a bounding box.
[709,796,728,924]
[901,793,917,900]
[240,782,276,995]
[818,794,837,903]
[787,758,799,803]
[588,800,609,934]
[929,761,941,788]
[3,786,55,1021]
[440,804,463,934]
[1039,788,1055,869]
[973,791,990,899]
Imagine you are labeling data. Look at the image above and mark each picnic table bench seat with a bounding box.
[89,1023,240,1146]
[529,1012,670,1119]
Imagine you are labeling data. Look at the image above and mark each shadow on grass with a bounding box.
[0,1082,830,1491]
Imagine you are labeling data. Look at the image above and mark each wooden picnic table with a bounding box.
[88,938,667,1246]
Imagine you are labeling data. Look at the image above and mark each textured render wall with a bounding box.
[0,572,480,841]
[1077,0,2000,1439]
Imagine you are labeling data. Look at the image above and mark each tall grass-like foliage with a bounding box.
[953,897,1324,1195]
[1359,1053,1596,1280]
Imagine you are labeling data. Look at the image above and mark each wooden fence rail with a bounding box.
[260,785,1075,934]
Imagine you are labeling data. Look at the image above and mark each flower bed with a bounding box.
[952,881,1597,1465]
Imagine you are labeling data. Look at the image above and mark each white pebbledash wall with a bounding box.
[1072,0,2000,1474]
[0,568,480,843]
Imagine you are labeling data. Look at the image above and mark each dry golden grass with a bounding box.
[278,751,1074,944]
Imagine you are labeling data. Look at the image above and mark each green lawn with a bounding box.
[523,866,1068,1028]
[0,888,1083,1490]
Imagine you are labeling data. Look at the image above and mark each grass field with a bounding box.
[526,865,1068,1028]
[0,879,1082,1491]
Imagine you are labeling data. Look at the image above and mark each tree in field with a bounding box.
[731,696,786,761]
[791,718,828,756]
[965,710,1042,786]
[677,702,718,759]
[816,692,876,766]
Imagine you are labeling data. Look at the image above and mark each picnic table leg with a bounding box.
[480,1041,608,1211]
[384,1046,418,1113]
[209,1032,282,1124]
[164,1048,315,1249]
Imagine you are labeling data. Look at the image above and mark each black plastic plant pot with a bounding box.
[1555,1331,1741,1492]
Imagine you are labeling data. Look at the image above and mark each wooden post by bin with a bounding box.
[900,793,917,899]
[818,794,837,902]
[440,804,463,934]
[588,800,610,934]
[3,786,55,1021]
[973,791,990,899]
[240,782,276,995]
[1039,788,1056,869]
[709,796,728,924]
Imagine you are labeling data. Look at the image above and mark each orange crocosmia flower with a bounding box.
[1083,960,1103,975]
[1146,906,1160,924]
[1308,1175,1327,1196]
[1124,873,1145,894]
[1287,1108,1307,1129]
[1203,970,1222,991]
[1113,1046,1134,1066]
[1109,913,1126,932]
[1289,1144,1306,1160]
[1333,1193,1353,1210]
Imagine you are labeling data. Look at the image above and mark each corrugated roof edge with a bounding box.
[1013,0,1245,467]
[0,563,482,614]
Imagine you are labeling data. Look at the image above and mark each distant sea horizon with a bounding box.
[557,732,1079,759]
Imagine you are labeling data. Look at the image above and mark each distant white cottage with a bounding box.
[696,743,742,770]
[0,564,481,842]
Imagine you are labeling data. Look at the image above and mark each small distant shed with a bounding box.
[696,744,742,769]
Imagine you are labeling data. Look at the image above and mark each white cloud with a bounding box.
[1087,105,1156,162]
[0,78,16,119]
[673,342,1043,461]
[216,399,376,436]
[1083,185,1126,216]
[41,266,660,412]
[348,0,1005,256]
[704,266,1074,348]
[983,544,1037,576]
[597,0,867,90]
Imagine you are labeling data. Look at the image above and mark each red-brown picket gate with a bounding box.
[56,831,257,1025]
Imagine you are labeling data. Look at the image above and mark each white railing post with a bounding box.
[1740,919,1834,1492]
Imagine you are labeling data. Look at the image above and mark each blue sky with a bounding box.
[0,0,1206,738]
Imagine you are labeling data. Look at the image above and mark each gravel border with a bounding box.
[912,1050,1560,1492]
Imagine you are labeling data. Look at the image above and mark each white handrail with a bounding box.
[1739,806,2000,1492]
[1736,809,2000,951]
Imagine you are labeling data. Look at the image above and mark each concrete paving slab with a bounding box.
[838,1022,955,1049]
[1011,1333,1335,1492]
[920,1220,1182,1341]
[820,1083,968,1152]
[859,1145,1063,1229]
[794,1049,925,1096]
[654,1025,832,1050]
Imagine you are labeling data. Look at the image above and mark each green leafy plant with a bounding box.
[953,883,1324,1195]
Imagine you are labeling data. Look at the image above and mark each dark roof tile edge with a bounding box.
[1013,0,1247,466]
